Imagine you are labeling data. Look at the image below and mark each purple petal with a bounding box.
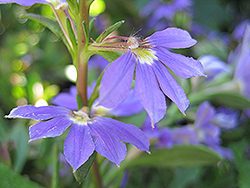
[147,27,197,49]
[195,102,215,127]
[52,86,78,110]
[158,128,173,148]
[95,117,150,152]
[135,62,166,124]
[5,105,71,120]
[109,90,144,117]
[155,47,205,78]
[29,116,72,142]
[152,61,189,114]
[141,115,160,139]
[0,0,47,6]
[171,126,199,145]
[64,124,95,172]
[99,52,135,108]
[88,120,127,165]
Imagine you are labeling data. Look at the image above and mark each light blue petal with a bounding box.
[155,47,205,79]
[29,116,72,142]
[88,120,127,166]
[64,123,95,172]
[135,62,166,124]
[99,51,135,108]
[147,27,197,49]
[6,105,71,120]
[95,117,150,152]
[152,61,189,114]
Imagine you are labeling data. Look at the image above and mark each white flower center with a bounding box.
[127,37,140,49]
[70,110,90,125]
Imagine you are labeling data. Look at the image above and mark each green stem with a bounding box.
[51,143,59,188]
[90,159,104,188]
[76,1,104,187]
[76,0,89,106]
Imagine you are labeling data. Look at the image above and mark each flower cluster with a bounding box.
[142,101,238,159]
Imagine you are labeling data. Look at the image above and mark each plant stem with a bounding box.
[77,0,89,106]
[76,1,104,187]
[91,160,104,188]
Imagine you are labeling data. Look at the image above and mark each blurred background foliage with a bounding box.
[1,0,250,187]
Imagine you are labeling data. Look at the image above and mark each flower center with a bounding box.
[132,48,158,65]
[70,110,90,125]
[127,37,140,49]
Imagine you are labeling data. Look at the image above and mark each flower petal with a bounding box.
[195,102,215,127]
[64,124,95,172]
[152,61,189,114]
[135,62,166,124]
[147,27,197,49]
[99,52,135,108]
[0,0,47,6]
[88,120,127,166]
[95,117,150,152]
[52,86,78,110]
[5,105,71,120]
[155,47,205,78]
[29,116,72,142]
[109,89,144,117]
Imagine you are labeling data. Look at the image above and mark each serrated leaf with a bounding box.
[125,145,222,168]
[73,151,97,184]
[96,20,125,43]
[19,13,69,50]
[0,162,44,188]
[208,92,250,109]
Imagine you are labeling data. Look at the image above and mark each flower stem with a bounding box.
[76,0,89,107]
[90,159,104,188]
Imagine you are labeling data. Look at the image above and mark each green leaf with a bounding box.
[82,21,89,44]
[208,92,250,109]
[19,13,69,49]
[125,145,222,168]
[66,18,77,50]
[51,143,59,188]
[89,18,96,33]
[77,94,84,109]
[0,162,44,188]
[10,122,29,173]
[96,51,123,63]
[73,151,97,184]
[96,20,125,43]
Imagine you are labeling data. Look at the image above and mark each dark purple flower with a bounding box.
[5,105,150,171]
[99,27,205,125]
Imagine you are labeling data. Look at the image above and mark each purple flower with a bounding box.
[199,55,231,80]
[140,0,192,30]
[0,0,47,6]
[212,107,239,130]
[52,84,143,117]
[0,0,67,7]
[99,27,205,124]
[233,25,250,99]
[5,105,150,171]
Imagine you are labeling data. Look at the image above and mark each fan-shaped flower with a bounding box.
[98,27,205,125]
[5,105,150,171]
